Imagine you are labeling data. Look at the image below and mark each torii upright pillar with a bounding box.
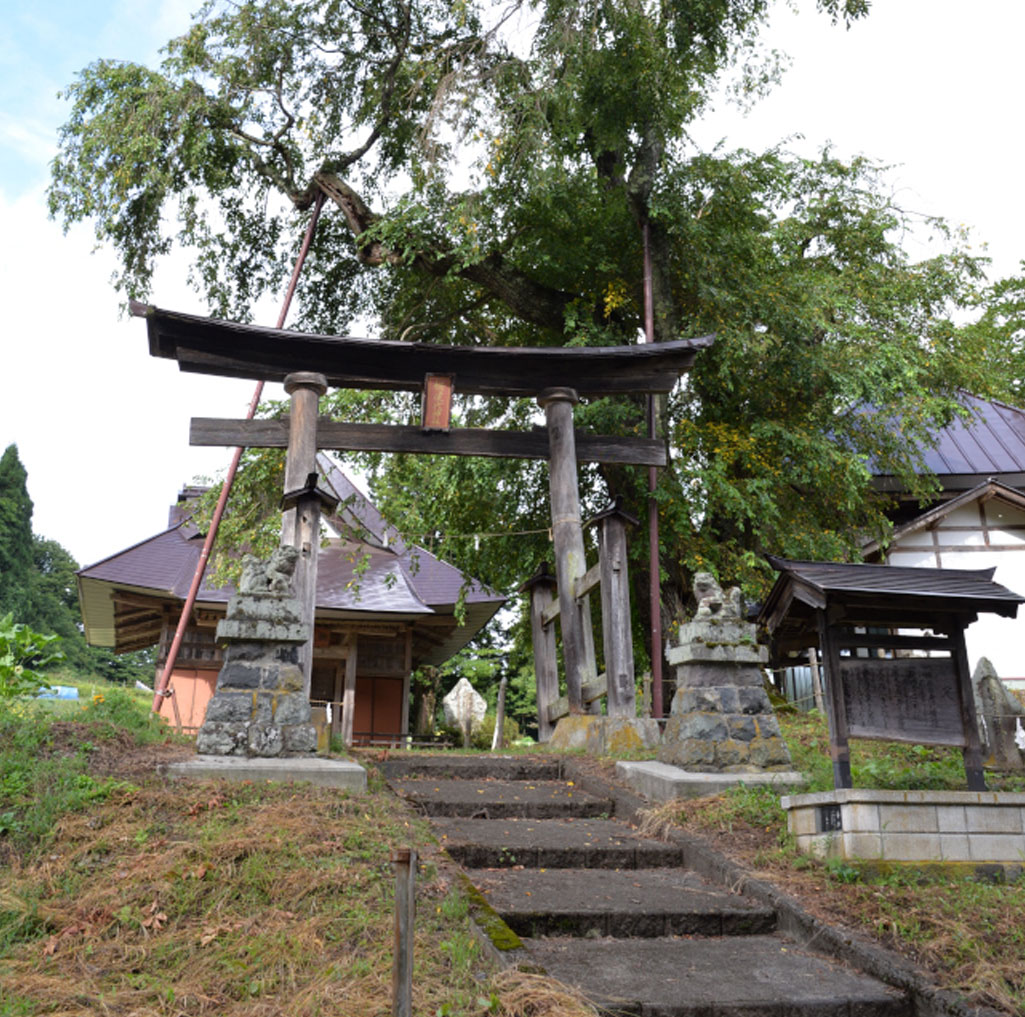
[538,387,598,714]
[281,372,329,698]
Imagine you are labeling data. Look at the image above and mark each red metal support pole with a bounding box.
[151,192,326,714]
[643,222,664,720]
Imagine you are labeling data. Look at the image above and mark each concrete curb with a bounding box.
[616,759,806,800]
[666,827,1008,1017]
[162,754,367,790]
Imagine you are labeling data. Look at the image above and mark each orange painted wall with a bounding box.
[159,670,404,742]
[157,669,218,733]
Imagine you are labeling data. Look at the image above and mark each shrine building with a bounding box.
[867,392,1025,687]
[76,455,505,742]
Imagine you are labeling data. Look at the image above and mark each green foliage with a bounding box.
[470,713,520,750]
[0,615,62,699]
[81,688,172,745]
[0,446,36,622]
[0,700,141,854]
[46,0,1019,660]
[0,447,151,684]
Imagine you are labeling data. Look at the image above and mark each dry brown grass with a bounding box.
[0,777,462,1016]
[488,970,597,1016]
[0,770,618,1017]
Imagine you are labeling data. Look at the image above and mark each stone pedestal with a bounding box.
[196,547,317,757]
[658,574,791,773]
[549,715,661,754]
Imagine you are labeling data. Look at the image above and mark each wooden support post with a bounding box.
[591,500,639,718]
[332,658,345,740]
[400,628,413,748]
[808,646,825,713]
[281,372,328,698]
[342,635,358,747]
[816,610,852,790]
[492,676,508,751]
[391,847,416,1017]
[951,625,987,791]
[521,564,560,742]
[538,388,597,714]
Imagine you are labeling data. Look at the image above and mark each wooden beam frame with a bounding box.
[191,417,667,467]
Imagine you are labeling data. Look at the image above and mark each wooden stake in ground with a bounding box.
[391,847,416,1017]
[808,646,825,713]
[492,676,508,751]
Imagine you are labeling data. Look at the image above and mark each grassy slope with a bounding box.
[4,685,1023,1015]
[650,710,1025,1015]
[0,689,593,1017]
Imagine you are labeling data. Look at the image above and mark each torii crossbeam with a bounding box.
[132,301,713,716]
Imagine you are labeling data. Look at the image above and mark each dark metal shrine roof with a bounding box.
[874,392,1025,493]
[130,301,714,398]
[760,555,1025,640]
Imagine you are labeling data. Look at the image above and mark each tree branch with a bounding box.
[311,171,574,332]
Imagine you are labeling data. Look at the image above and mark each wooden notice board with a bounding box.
[839,657,965,747]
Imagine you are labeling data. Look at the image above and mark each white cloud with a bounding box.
[0,185,259,567]
[0,113,57,170]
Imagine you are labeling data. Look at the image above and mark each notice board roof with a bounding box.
[130,302,713,398]
[759,555,1025,645]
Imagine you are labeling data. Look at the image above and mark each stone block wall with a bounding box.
[783,788,1025,866]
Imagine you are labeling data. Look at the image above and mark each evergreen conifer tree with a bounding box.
[0,444,37,620]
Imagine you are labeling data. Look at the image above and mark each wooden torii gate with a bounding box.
[131,301,711,729]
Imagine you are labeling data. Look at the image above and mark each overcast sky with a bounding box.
[2,0,1024,568]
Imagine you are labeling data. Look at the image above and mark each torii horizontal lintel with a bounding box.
[131,302,713,398]
[190,417,668,467]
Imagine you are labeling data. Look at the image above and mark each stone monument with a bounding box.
[659,573,792,771]
[973,657,1025,771]
[196,546,317,756]
[443,677,487,747]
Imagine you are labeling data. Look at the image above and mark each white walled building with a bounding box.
[868,395,1025,685]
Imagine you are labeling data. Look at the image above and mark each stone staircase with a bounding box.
[381,755,911,1016]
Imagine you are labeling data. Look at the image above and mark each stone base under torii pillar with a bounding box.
[549,715,661,754]
[658,574,795,773]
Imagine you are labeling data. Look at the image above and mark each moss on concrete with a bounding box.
[457,871,524,952]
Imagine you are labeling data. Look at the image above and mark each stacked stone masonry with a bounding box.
[658,575,792,773]
[196,548,317,757]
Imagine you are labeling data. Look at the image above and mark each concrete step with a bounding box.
[467,867,776,939]
[521,935,910,1016]
[434,816,684,869]
[390,777,614,818]
[378,754,563,781]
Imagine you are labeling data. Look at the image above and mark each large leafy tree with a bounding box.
[48,0,1012,674]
